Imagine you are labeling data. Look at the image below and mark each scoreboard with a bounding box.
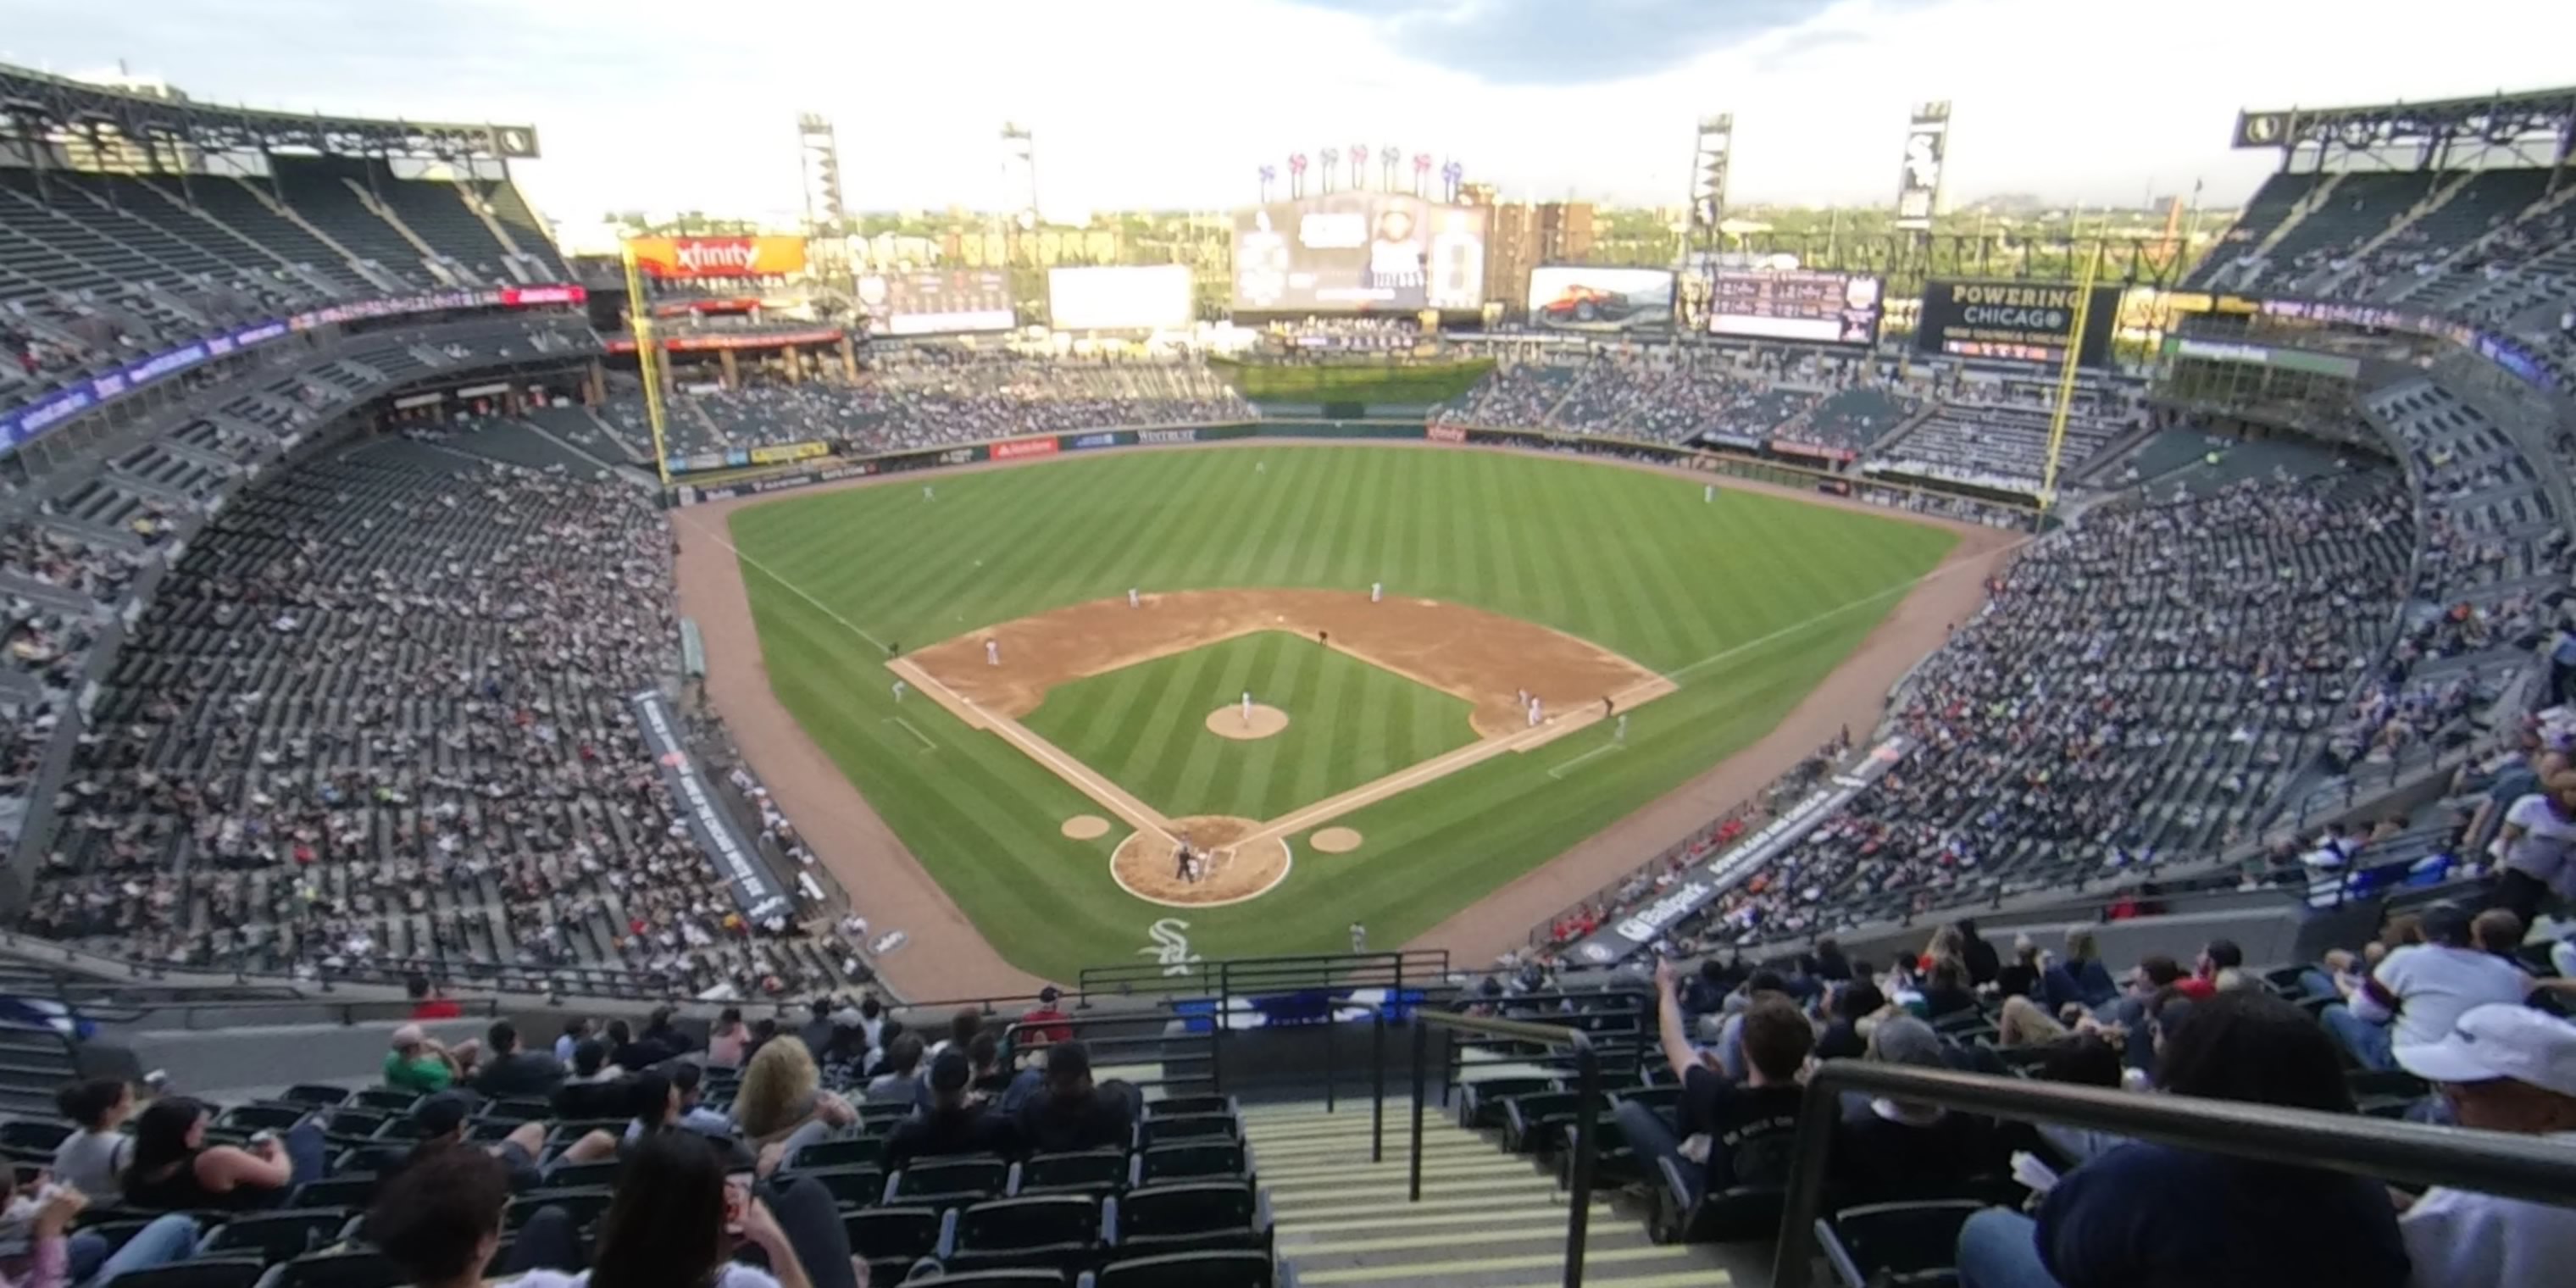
[1707,269,1884,345]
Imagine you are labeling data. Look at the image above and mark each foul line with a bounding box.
[1547,743,1624,780]
[678,513,893,653]
[882,717,936,752]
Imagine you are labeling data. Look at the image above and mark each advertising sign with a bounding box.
[1707,270,1883,344]
[1916,280,2121,366]
[1233,194,1488,313]
[627,236,808,279]
[991,436,1061,462]
[1896,102,1951,232]
[1527,267,1675,331]
[858,269,1015,335]
[1047,265,1195,330]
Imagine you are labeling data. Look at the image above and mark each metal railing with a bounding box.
[1770,1061,2576,1288]
[1077,949,1448,1000]
[1410,1009,1605,1288]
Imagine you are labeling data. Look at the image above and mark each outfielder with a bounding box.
[1349,922,1367,952]
[924,485,935,502]
[1704,484,1714,503]
[985,639,1000,667]
[891,680,907,702]
[1615,713,1629,744]
[1241,691,1254,724]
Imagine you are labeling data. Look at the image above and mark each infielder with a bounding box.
[985,639,1000,667]
[1527,697,1542,728]
[1370,580,1383,603]
[1241,691,1254,725]
[891,680,907,702]
[1128,587,1141,608]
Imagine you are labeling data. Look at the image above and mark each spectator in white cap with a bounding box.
[2391,1003,2576,1288]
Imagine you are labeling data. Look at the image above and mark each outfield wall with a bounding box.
[669,419,2042,523]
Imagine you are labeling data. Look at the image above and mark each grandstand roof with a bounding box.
[0,61,540,161]
[2230,85,2576,156]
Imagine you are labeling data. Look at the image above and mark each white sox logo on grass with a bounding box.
[1139,918,1202,976]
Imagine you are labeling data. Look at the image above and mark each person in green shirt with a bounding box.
[384,1024,474,1094]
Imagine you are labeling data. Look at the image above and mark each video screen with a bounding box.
[857,269,1014,336]
[1707,269,1883,345]
[1528,267,1674,331]
[1048,265,1194,331]
[1233,195,1487,313]
[1918,280,2120,367]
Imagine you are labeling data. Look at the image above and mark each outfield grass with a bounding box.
[1022,630,1478,821]
[729,445,1957,980]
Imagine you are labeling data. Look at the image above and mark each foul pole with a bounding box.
[621,241,675,489]
[2035,230,2106,519]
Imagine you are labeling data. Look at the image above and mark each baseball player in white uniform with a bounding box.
[1370,580,1383,603]
[1615,713,1629,744]
[1128,587,1141,608]
[891,680,907,702]
[924,485,935,502]
[1241,691,1254,724]
[1527,697,1542,728]
[1705,484,1715,503]
[985,639,1000,667]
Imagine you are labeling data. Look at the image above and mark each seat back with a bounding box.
[287,1177,380,1211]
[481,1098,554,1124]
[216,1103,308,1132]
[1818,1200,1987,1287]
[202,1209,350,1264]
[1016,1148,1127,1196]
[108,1257,267,1288]
[955,1196,1101,1253]
[1115,1182,1259,1252]
[351,1090,419,1113]
[802,1164,887,1211]
[0,1120,72,1150]
[506,1188,613,1231]
[1142,1096,1235,1119]
[1685,1185,1786,1243]
[841,1207,941,1282]
[788,1136,886,1171]
[1135,1141,1246,1185]
[891,1157,1008,1206]
[1140,1114,1235,1147]
[1097,1250,1275,1288]
[272,1250,406,1288]
[542,1161,623,1191]
[278,1085,352,1109]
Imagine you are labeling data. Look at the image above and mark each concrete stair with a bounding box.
[1241,1100,1739,1288]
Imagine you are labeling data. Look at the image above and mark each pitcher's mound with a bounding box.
[1060,815,1111,841]
[1206,704,1289,741]
[1312,827,1363,853]
[1112,814,1291,906]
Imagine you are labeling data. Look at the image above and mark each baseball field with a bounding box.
[714,445,1963,983]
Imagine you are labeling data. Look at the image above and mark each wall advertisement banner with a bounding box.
[630,688,787,916]
[1568,736,1911,964]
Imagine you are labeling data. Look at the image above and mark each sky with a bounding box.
[8,0,2573,243]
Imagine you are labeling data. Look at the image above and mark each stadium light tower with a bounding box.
[1412,153,1432,196]
[1258,164,1276,203]
[1000,124,1038,229]
[1351,142,1368,189]
[1380,145,1400,192]
[1689,114,1733,257]
[1289,153,1308,199]
[1321,147,1341,193]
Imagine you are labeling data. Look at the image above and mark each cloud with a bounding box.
[1286,0,1824,85]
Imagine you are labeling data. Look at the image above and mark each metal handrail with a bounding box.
[1770,1061,2576,1288]
[1413,1010,1602,1288]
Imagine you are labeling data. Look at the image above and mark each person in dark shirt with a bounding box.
[473,1021,567,1100]
[551,1040,629,1120]
[1619,959,1813,1207]
[966,1032,1014,1099]
[887,1052,1019,1169]
[1954,919,2001,988]
[1993,935,2043,1001]
[1955,990,2411,1288]
[1834,1016,2000,1201]
[1013,1041,1135,1154]
[1813,980,1885,1061]
[606,1019,672,1074]
[1918,958,1980,1021]
[798,999,836,1062]
[1804,936,1853,984]
[638,1007,696,1059]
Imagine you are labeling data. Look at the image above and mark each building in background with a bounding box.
[1473,194,1597,311]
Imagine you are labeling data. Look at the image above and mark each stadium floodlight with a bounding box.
[1413,153,1433,196]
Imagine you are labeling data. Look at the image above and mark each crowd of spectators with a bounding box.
[12,441,855,997]
[1647,473,2413,950]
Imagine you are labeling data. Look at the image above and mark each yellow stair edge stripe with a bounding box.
[1473,1273,1734,1288]
[1291,1225,1638,1255]
[1264,1174,1546,1200]
[1267,1194,1582,1221]
[1274,1204,1609,1235]
[1294,1243,1707,1285]
[1261,1161,1541,1185]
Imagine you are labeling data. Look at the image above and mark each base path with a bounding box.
[904,588,1670,740]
